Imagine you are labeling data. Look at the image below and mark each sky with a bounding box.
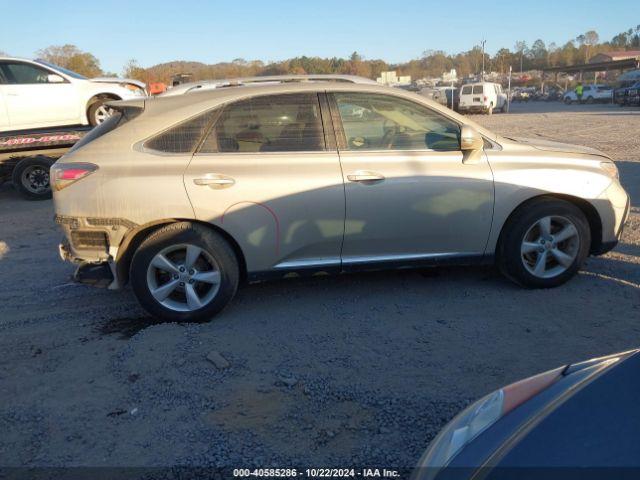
[0,0,637,75]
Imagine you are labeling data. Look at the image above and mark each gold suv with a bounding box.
[52,76,630,322]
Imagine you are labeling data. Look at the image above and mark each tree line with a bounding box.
[6,25,640,83]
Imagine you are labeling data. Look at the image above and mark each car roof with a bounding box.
[0,56,38,63]
[162,74,379,96]
[136,81,500,143]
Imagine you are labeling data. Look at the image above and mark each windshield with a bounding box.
[34,59,87,79]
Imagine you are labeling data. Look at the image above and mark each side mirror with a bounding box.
[460,125,484,151]
[47,74,65,83]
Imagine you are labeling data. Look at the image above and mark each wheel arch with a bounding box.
[115,219,248,286]
[495,193,603,257]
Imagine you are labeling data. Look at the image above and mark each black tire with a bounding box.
[11,156,54,200]
[497,197,591,289]
[564,97,572,105]
[586,96,594,104]
[130,222,240,322]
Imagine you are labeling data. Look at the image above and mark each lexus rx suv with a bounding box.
[52,76,630,322]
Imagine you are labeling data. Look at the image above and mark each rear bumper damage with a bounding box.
[55,214,137,289]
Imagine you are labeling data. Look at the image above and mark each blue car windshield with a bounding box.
[34,59,87,80]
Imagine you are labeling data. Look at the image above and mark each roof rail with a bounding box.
[161,74,379,96]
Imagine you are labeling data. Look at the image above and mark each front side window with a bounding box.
[0,62,57,84]
[200,93,325,153]
[333,92,460,151]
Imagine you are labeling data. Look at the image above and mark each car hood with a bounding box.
[506,136,610,159]
[90,77,147,89]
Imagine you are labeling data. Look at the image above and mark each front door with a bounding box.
[0,61,79,129]
[184,92,345,275]
[329,91,494,266]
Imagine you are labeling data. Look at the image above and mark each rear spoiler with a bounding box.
[105,98,146,121]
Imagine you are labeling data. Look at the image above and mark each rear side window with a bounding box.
[200,93,325,153]
[145,110,218,154]
[472,85,484,94]
[461,86,472,95]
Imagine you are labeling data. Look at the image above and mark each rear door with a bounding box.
[0,61,79,129]
[459,85,472,108]
[184,92,346,275]
[329,91,494,266]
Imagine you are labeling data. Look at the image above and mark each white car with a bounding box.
[563,84,613,104]
[458,82,507,114]
[0,57,146,132]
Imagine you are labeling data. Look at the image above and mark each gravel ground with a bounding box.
[0,102,638,475]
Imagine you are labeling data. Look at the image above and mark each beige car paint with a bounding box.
[52,81,629,287]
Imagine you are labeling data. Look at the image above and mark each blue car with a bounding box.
[415,349,640,480]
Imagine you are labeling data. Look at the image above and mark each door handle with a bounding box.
[347,171,385,182]
[193,174,235,189]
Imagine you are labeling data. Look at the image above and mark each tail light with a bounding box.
[50,162,98,191]
[417,366,564,473]
[484,96,487,102]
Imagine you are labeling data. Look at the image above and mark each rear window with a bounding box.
[461,86,472,95]
[145,110,218,154]
[69,106,143,153]
[472,85,483,94]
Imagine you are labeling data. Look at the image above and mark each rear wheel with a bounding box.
[586,96,594,104]
[564,97,572,105]
[130,222,240,322]
[11,156,54,200]
[497,198,590,288]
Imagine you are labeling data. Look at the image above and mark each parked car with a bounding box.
[614,81,640,107]
[418,87,457,110]
[52,77,629,322]
[563,84,613,104]
[458,82,507,114]
[415,348,640,480]
[0,57,146,131]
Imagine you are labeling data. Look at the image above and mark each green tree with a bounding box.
[514,41,528,72]
[36,44,102,77]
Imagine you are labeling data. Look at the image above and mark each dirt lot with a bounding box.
[1,102,639,474]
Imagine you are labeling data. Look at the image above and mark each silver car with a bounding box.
[51,76,630,322]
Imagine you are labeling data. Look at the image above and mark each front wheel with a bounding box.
[87,99,115,126]
[130,222,240,322]
[497,198,590,288]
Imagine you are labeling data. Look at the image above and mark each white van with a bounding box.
[458,82,507,114]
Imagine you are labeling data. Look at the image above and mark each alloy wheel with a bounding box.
[94,105,114,124]
[146,243,221,312]
[520,215,580,279]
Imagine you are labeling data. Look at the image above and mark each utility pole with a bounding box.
[481,39,486,81]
